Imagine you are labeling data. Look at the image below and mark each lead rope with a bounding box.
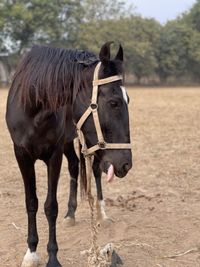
[81,154,113,267]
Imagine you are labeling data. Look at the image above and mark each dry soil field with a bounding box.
[0,87,200,267]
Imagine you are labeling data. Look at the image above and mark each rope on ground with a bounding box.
[161,247,200,259]
[81,155,113,267]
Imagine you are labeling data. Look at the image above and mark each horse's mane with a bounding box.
[11,45,98,110]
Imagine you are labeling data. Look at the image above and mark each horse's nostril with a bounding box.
[123,163,131,173]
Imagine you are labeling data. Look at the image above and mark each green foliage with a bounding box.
[156,0,200,82]
[123,17,161,81]
[187,29,200,80]
[184,0,200,32]
[81,0,127,21]
[0,0,82,52]
[156,21,193,80]
[76,15,161,81]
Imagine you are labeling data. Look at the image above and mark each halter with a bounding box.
[76,62,132,156]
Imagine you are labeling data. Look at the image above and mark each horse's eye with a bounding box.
[109,100,120,108]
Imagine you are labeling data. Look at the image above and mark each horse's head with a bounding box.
[73,42,132,179]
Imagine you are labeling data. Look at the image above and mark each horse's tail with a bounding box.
[79,142,87,198]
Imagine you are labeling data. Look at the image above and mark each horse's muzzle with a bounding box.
[114,161,132,178]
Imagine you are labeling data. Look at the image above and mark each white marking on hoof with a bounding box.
[64,216,75,227]
[21,249,40,267]
[120,86,128,104]
[97,200,109,221]
[96,200,114,227]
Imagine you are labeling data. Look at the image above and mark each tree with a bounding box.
[76,15,161,82]
[156,21,198,82]
[0,0,83,53]
[124,16,161,82]
[74,0,130,49]
[178,0,200,81]
[0,1,6,51]
[80,0,128,22]
[183,0,200,32]
[187,29,200,81]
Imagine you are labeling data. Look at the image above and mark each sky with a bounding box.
[127,0,197,24]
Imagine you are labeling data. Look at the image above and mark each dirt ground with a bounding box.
[1,87,200,267]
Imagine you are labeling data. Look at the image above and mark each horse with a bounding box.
[6,42,132,267]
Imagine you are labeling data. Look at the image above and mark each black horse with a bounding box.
[6,42,132,267]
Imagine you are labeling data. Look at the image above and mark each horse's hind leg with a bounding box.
[64,141,79,226]
[93,157,110,223]
[14,145,40,267]
[44,145,63,267]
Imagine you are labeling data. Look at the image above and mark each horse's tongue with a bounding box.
[107,164,114,183]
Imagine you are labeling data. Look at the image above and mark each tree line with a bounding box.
[1,0,200,84]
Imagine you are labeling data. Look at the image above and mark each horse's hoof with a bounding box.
[63,216,75,227]
[21,249,40,267]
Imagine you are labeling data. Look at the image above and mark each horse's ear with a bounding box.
[115,44,123,62]
[99,41,113,63]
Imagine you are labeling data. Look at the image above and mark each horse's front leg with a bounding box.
[14,145,40,267]
[44,145,63,267]
[64,141,79,226]
[93,157,110,223]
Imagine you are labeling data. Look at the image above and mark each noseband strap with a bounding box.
[76,62,132,156]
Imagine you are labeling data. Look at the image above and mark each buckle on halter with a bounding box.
[90,103,98,110]
[98,141,106,149]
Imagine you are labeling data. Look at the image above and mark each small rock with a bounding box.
[110,250,123,266]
